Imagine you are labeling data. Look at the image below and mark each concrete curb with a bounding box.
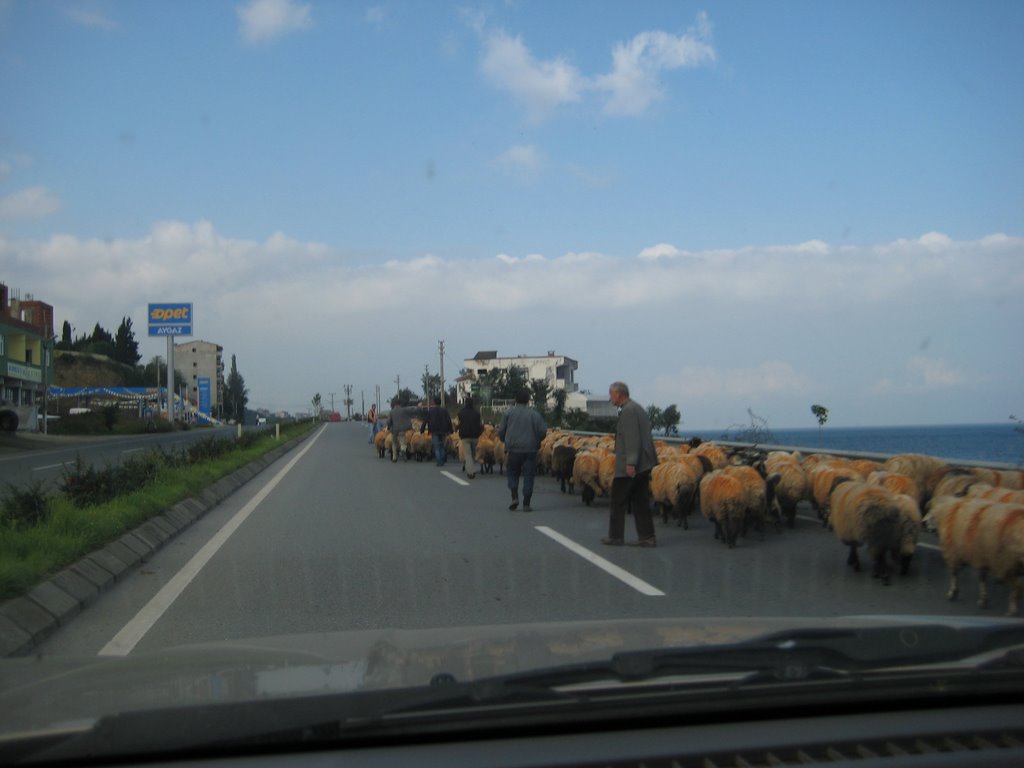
[0,428,317,657]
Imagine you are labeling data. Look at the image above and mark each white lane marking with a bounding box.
[99,426,327,657]
[33,461,74,471]
[121,448,145,455]
[534,526,665,597]
[795,514,941,551]
[441,470,470,486]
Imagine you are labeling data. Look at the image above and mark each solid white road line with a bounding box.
[795,514,941,551]
[440,470,470,486]
[98,426,327,657]
[534,525,665,597]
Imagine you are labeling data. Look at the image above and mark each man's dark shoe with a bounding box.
[509,492,519,511]
[523,497,532,512]
[601,537,624,546]
[634,537,657,548]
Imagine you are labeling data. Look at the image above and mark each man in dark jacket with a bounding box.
[602,381,659,547]
[457,396,484,478]
[498,390,548,511]
[422,398,454,466]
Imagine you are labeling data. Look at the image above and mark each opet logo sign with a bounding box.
[148,303,193,336]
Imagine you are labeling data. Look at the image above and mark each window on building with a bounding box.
[25,349,33,364]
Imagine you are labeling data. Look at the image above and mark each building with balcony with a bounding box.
[457,350,580,406]
[0,283,55,428]
[175,340,224,418]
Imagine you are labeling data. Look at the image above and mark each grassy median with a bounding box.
[0,422,317,601]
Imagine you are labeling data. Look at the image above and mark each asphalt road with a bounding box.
[33,422,1013,658]
[0,426,255,490]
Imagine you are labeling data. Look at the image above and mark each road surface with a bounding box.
[34,422,1007,658]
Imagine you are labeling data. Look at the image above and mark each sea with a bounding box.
[688,423,1024,466]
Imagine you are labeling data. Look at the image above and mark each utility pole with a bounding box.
[394,375,400,403]
[361,390,365,416]
[328,391,336,414]
[439,339,446,407]
[343,384,353,419]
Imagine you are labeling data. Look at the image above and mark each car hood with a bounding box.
[0,614,1017,738]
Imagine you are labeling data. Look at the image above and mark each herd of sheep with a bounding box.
[371,423,1024,616]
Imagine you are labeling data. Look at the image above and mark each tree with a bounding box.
[662,404,681,436]
[480,365,529,401]
[394,387,419,406]
[80,322,115,358]
[529,378,551,414]
[112,316,141,366]
[57,320,72,350]
[224,355,249,422]
[646,404,663,432]
[420,370,441,402]
[550,388,568,426]
[811,404,829,444]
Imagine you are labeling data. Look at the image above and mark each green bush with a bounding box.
[1,481,51,528]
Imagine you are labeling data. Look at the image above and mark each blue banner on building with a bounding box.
[198,377,211,418]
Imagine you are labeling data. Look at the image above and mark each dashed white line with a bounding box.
[33,461,73,472]
[440,470,470,486]
[534,525,665,597]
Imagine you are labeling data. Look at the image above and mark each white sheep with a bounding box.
[924,496,1024,615]
[829,480,919,585]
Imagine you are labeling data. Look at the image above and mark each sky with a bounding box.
[1,0,1022,429]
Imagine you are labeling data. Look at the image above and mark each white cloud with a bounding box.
[0,185,61,219]
[63,3,119,30]
[594,12,716,116]
[237,0,312,45]
[365,6,387,25]
[480,30,585,122]
[2,224,1018,422]
[654,362,811,400]
[496,144,544,176]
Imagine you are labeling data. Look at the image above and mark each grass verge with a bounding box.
[0,422,317,601]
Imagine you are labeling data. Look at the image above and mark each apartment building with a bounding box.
[175,339,224,418]
[0,283,55,427]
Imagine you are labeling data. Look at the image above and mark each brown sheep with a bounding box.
[829,480,919,585]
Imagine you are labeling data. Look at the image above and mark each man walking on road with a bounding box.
[387,398,421,462]
[602,381,659,547]
[498,389,547,511]
[457,396,483,478]
[423,397,454,466]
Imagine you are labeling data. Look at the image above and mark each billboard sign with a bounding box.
[148,303,193,336]
[198,376,211,416]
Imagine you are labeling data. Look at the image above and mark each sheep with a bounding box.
[699,470,748,548]
[551,443,578,493]
[693,442,729,471]
[809,463,864,527]
[967,485,1024,505]
[931,469,981,500]
[722,463,783,538]
[650,461,701,529]
[924,497,1024,615]
[829,480,919,585]
[883,453,950,502]
[571,450,606,506]
[373,428,390,459]
[765,451,808,528]
[969,468,1024,490]
[867,470,923,508]
[409,430,433,462]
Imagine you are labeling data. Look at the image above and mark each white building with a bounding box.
[457,350,580,406]
[174,340,224,417]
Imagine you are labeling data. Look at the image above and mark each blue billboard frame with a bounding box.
[148,302,193,336]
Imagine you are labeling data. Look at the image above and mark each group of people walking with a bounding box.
[367,380,660,548]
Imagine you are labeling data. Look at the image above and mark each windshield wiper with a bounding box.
[25,624,1024,762]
